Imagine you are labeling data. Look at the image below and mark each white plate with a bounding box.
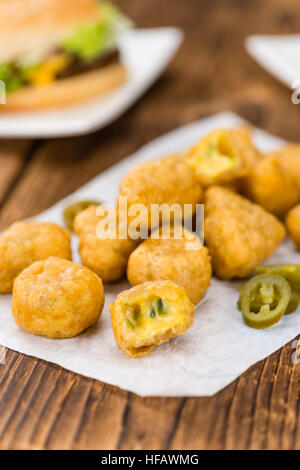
[245,34,300,88]
[0,111,299,398]
[0,28,183,138]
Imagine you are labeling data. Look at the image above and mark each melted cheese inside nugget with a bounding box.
[0,221,71,293]
[286,204,300,250]
[109,281,194,357]
[12,257,104,338]
[204,186,286,279]
[186,128,260,186]
[74,205,137,283]
[118,154,203,235]
[127,228,212,304]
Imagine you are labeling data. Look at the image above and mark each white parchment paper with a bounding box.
[0,111,298,397]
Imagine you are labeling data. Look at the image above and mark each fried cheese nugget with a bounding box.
[204,186,286,279]
[0,221,71,293]
[74,205,137,283]
[243,153,300,217]
[118,154,203,233]
[12,257,104,338]
[127,228,212,304]
[73,204,101,236]
[186,127,260,186]
[109,280,194,357]
[275,144,300,190]
[286,204,300,250]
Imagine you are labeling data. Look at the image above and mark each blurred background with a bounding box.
[114,0,300,137]
[1,0,300,226]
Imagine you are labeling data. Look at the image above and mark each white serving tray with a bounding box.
[245,34,300,89]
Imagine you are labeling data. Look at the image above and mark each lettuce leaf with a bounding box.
[0,62,40,93]
[62,2,130,61]
[0,64,24,92]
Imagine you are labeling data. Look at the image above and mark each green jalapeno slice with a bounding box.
[63,200,101,231]
[238,274,291,329]
[257,265,300,314]
[285,288,300,315]
[257,265,300,289]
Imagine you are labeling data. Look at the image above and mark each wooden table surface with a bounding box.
[1,0,300,450]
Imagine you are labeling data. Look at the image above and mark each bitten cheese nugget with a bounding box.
[109,280,194,357]
[74,205,137,283]
[243,153,300,217]
[127,228,212,304]
[118,154,203,233]
[186,127,260,186]
[286,204,300,250]
[12,257,104,338]
[0,221,71,293]
[204,186,286,279]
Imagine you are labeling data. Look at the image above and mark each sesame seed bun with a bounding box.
[0,0,101,63]
[2,63,127,111]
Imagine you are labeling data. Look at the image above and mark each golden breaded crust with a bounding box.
[286,204,300,250]
[0,221,71,293]
[243,153,300,217]
[109,280,194,357]
[232,126,262,168]
[273,144,300,190]
[127,229,212,304]
[204,186,286,279]
[73,204,101,235]
[74,205,137,283]
[12,257,104,338]
[118,154,203,233]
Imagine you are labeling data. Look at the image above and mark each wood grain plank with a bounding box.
[116,396,185,450]
[0,140,32,207]
[264,344,299,449]
[71,386,128,450]
[2,362,67,450]
[1,0,300,451]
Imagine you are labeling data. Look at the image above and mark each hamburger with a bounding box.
[0,0,131,111]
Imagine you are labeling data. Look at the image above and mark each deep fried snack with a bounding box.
[118,154,203,234]
[274,144,300,190]
[186,127,260,186]
[204,186,286,279]
[243,153,300,217]
[109,280,194,357]
[286,204,300,250]
[74,205,137,282]
[12,257,104,338]
[73,203,101,235]
[127,228,212,304]
[63,199,101,231]
[0,221,71,293]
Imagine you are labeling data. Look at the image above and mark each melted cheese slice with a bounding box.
[29,54,70,85]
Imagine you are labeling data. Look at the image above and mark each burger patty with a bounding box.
[56,49,120,80]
